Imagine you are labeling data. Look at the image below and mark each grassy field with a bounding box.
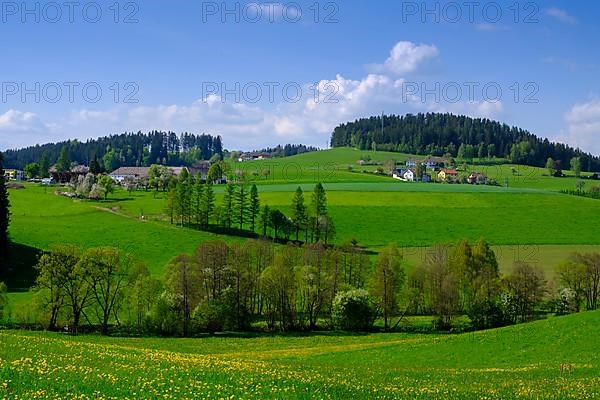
[8,181,600,272]
[232,147,594,190]
[5,148,600,285]
[0,311,598,399]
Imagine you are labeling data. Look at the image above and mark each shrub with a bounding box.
[332,289,376,331]
[148,293,183,336]
[193,300,226,333]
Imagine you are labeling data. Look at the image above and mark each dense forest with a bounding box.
[331,113,600,171]
[3,131,224,171]
[252,144,319,157]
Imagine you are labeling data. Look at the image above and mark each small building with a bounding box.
[238,152,271,162]
[188,160,212,181]
[467,172,487,185]
[438,169,459,182]
[392,168,408,180]
[49,165,90,184]
[109,163,216,183]
[4,169,24,181]
[393,168,430,183]
[109,167,151,183]
[406,157,448,170]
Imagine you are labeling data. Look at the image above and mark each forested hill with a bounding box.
[330,113,600,171]
[3,131,223,171]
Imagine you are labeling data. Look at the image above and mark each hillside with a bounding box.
[330,113,600,171]
[1,310,598,398]
[4,148,600,285]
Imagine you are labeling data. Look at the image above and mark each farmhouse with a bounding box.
[49,165,89,184]
[109,162,213,183]
[238,152,271,162]
[188,160,212,181]
[406,157,448,170]
[438,169,459,182]
[109,167,151,183]
[392,168,432,183]
[4,169,24,181]
[468,172,487,185]
[392,168,408,180]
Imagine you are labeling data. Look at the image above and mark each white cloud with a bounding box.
[369,41,439,75]
[0,40,508,151]
[0,109,52,149]
[545,8,577,25]
[557,99,600,155]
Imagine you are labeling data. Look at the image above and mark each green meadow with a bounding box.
[2,147,600,398]
[0,310,598,399]
[3,147,600,305]
[6,148,600,277]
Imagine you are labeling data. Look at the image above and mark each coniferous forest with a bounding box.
[2,131,224,171]
[330,113,600,171]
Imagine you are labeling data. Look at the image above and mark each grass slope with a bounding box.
[5,147,600,297]
[235,147,593,190]
[7,185,231,276]
[0,311,598,399]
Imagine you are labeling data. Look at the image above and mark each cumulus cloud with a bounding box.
[0,40,508,150]
[545,8,577,25]
[369,41,439,75]
[0,109,52,149]
[558,99,600,155]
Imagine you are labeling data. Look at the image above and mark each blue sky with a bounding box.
[1,0,599,153]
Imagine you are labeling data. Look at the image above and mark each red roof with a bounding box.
[441,169,458,175]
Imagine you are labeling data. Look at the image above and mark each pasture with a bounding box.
[0,310,598,399]
[4,148,600,303]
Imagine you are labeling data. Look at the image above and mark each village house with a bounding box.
[109,161,214,183]
[406,156,448,170]
[438,169,459,182]
[49,165,89,184]
[393,168,432,183]
[4,169,25,181]
[238,152,271,162]
[467,172,488,185]
[109,167,151,183]
[404,169,415,182]
[392,168,408,180]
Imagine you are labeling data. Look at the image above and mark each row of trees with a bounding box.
[166,176,336,244]
[6,238,599,336]
[330,113,600,171]
[3,132,224,172]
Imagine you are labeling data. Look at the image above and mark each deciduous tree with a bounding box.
[371,244,405,331]
[79,247,135,335]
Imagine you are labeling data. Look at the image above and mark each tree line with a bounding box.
[165,174,335,244]
[2,238,598,336]
[249,144,319,158]
[3,131,224,172]
[330,113,600,171]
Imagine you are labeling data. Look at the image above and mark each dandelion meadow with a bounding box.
[1,310,599,399]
